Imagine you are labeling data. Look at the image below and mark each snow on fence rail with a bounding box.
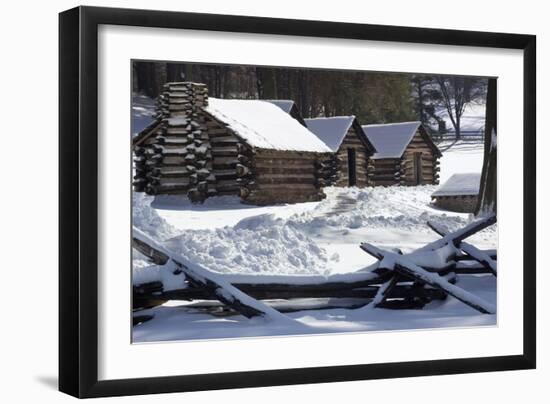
[133,228,291,321]
[427,220,497,276]
[360,243,495,314]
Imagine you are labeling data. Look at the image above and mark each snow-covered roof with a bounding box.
[204,98,331,153]
[304,116,356,152]
[432,173,481,197]
[362,121,422,159]
[265,100,296,114]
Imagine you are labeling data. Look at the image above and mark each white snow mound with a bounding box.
[164,213,333,275]
[133,192,177,241]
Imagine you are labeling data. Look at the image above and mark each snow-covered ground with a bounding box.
[437,140,485,183]
[133,183,496,342]
[134,273,495,342]
[132,94,495,343]
[146,186,493,276]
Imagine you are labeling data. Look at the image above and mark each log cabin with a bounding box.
[304,116,377,187]
[362,121,442,186]
[133,82,334,205]
[431,173,481,213]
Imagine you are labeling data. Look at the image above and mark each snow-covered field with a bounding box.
[132,95,495,343]
[437,140,485,184]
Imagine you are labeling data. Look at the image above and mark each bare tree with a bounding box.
[435,76,486,140]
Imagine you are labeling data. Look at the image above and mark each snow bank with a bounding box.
[164,213,334,275]
[133,192,177,241]
[292,186,471,232]
[138,185,495,277]
[132,193,180,281]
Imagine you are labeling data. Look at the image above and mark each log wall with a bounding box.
[243,149,327,205]
[367,158,402,186]
[433,195,478,213]
[203,115,246,196]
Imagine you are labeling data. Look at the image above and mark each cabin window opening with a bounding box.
[413,152,422,185]
[347,148,357,186]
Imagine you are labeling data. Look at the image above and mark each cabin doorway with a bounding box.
[413,152,422,185]
[347,148,357,186]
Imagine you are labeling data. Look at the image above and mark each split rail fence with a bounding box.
[133,215,497,324]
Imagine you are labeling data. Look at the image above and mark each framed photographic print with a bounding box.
[59,6,536,398]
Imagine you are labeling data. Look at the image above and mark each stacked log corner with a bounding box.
[316,155,339,189]
[201,112,254,199]
[133,82,215,203]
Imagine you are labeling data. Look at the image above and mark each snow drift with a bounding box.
[133,185,496,278]
[132,192,177,241]
[164,213,334,275]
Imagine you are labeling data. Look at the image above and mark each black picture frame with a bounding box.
[59,5,536,398]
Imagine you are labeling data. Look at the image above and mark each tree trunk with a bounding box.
[476,78,497,215]
[184,64,194,82]
[255,68,278,99]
